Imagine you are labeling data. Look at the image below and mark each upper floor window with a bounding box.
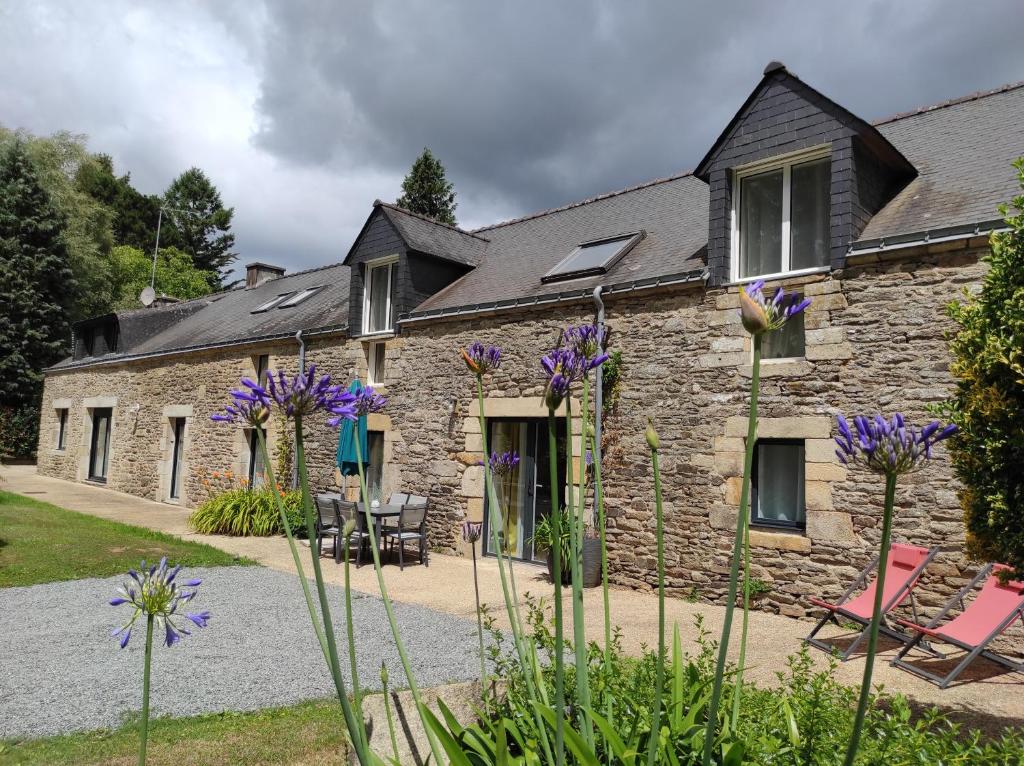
[734,150,831,280]
[542,233,642,283]
[363,257,396,335]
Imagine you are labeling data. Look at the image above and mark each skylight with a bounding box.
[251,293,292,313]
[278,286,323,308]
[542,232,643,283]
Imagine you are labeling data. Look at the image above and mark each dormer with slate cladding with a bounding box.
[695,62,917,286]
[343,200,488,338]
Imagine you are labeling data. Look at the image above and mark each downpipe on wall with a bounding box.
[592,286,605,524]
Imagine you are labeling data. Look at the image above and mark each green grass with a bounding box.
[0,491,250,587]
[0,700,350,766]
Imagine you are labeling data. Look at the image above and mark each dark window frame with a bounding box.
[169,417,186,500]
[88,407,112,483]
[750,438,806,531]
[542,232,643,283]
[56,408,68,450]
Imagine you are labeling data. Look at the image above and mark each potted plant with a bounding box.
[532,509,601,587]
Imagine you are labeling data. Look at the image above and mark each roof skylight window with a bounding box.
[251,293,293,313]
[542,232,643,283]
[278,286,323,308]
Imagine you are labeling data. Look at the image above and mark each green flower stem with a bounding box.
[703,333,762,766]
[547,408,567,766]
[470,539,487,696]
[568,384,594,747]
[731,523,752,728]
[138,614,153,766]
[343,536,366,752]
[351,435,444,766]
[588,427,613,764]
[294,416,369,764]
[646,440,666,766]
[475,377,555,764]
[255,430,329,665]
[844,472,898,766]
[382,664,401,765]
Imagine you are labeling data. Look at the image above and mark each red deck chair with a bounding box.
[805,543,939,660]
[891,563,1024,688]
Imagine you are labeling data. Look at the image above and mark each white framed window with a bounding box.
[279,286,322,308]
[367,341,387,386]
[731,147,832,282]
[363,256,397,335]
[751,439,806,530]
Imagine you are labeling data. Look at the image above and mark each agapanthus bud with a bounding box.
[342,518,358,538]
[645,420,660,451]
[739,287,770,335]
[380,661,389,686]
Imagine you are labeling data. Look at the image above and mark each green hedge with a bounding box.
[0,402,40,460]
[189,487,307,538]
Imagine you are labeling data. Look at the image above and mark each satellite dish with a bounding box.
[139,286,156,307]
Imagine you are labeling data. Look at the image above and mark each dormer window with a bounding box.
[363,256,396,335]
[543,233,642,283]
[733,148,831,281]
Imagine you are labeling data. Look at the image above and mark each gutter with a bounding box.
[398,267,706,326]
[847,219,1005,257]
[44,323,348,374]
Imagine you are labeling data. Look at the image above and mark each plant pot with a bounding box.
[546,538,602,588]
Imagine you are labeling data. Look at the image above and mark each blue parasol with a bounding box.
[336,380,368,475]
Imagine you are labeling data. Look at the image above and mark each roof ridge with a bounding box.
[374,200,490,242]
[873,79,1024,126]
[471,169,694,233]
[270,261,347,280]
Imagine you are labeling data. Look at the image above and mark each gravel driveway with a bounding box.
[0,565,486,737]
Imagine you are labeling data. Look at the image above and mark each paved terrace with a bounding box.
[4,464,1022,734]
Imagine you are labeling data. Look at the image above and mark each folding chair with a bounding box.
[892,563,1024,688]
[313,494,342,563]
[384,500,429,571]
[805,543,939,660]
[336,499,371,567]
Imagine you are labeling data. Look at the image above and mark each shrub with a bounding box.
[944,158,1024,576]
[189,486,305,538]
[0,402,40,460]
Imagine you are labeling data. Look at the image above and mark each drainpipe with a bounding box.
[292,329,305,489]
[591,286,605,523]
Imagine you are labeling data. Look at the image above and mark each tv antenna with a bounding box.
[148,204,202,294]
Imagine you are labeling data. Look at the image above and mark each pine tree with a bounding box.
[396,148,457,225]
[162,167,236,285]
[0,140,74,409]
[76,153,163,252]
[945,158,1024,576]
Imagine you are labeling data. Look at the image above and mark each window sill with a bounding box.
[84,478,108,486]
[748,527,810,552]
[360,331,395,341]
[739,359,812,378]
[727,266,830,287]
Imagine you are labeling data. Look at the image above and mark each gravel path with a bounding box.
[0,565,487,737]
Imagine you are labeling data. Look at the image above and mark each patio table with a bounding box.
[357,502,404,563]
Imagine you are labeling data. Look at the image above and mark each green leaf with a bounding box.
[533,703,600,766]
[418,704,475,766]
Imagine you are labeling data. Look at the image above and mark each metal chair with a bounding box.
[384,500,429,570]
[337,499,371,567]
[314,494,341,563]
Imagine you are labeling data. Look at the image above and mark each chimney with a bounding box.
[246,262,286,288]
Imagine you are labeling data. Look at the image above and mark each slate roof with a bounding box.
[409,79,1024,316]
[50,263,349,370]
[373,201,489,267]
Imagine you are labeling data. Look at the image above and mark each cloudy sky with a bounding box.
[2,1,1022,279]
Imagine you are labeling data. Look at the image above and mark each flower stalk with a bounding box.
[138,614,154,766]
[588,423,613,762]
[646,421,666,766]
[547,406,568,766]
[462,519,488,695]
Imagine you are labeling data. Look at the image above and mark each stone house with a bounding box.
[37,64,1024,617]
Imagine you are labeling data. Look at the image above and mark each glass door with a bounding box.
[89,408,112,482]
[484,418,566,563]
[169,418,186,500]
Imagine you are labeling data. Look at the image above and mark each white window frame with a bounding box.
[730,145,832,284]
[362,255,398,336]
[367,341,387,386]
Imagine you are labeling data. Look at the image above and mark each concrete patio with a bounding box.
[4,463,1023,733]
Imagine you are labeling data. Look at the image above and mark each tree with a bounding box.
[944,158,1024,577]
[0,127,115,320]
[396,147,457,225]
[76,154,162,252]
[108,245,214,310]
[162,168,236,284]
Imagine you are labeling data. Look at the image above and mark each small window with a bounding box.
[761,298,805,360]
[254,354,270,383]
[278,286,322,308]
[752,440,805,529]
[542,233,642,283]
[367,342,386,386]
[82,328,96,356]
[252,293,292,313]
[88,408,112,482]
[367,430,385,499]
[247,427,267,487]
[363,260,395,334]
[56,408,68,450]
[735,152,831,280]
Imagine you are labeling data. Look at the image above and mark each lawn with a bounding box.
[0,701,349,766]
[0,491,249,587]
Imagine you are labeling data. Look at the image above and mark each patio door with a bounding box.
[484,418,566,563]
[169,418,186,500]
[89,408,112,482]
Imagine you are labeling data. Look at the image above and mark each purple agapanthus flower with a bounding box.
[262,365,355,420]
[461,342,502,376]
[461,519,483,544]
[563,324,610,370]
[489,450,520,476]
[541,347,584,409]
[110,558,209,649]
[834,413,957,476]
[209,396,269,428]
[328,385,386,427]
[738,279,812,336]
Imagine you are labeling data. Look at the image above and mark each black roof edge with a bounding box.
[398,268,707,324]
[848,219,1006,253]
